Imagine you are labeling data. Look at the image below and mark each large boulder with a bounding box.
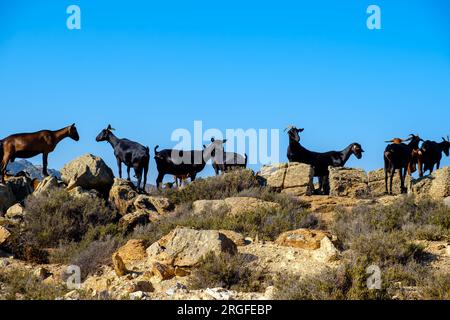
[192,200,229,215]
[134,195,174,216]
[368,169,412,196]
[61,154,114,195]
[118,210,150,232]
[0,184,15,213]
[113,239,147,268]
[224,197,281,216]
[258,163,314,196]
[192,197,281,216]
[109,179,138,215]
[275,229,333,250]
[412,167,450,199]
[146,227,237,268]
[5,203,25,221]
[329,167,370,198]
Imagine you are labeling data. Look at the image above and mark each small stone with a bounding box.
[152,262,175,281]
[112,253,128,277]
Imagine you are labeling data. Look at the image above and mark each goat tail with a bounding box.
[154,145,159,155]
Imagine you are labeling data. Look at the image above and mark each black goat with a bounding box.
[286,126,364,194]
[384,134,422,195]
[211,149,248,175]
[420,136,450,175]
[154,138,227,188]
[96,125,150,192]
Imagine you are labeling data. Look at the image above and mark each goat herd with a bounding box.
[1,124,449,195]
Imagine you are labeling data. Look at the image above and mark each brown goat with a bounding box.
[0,124,80,183]
[385,135,423,176]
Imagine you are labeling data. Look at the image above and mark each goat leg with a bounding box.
[384,168,389,194]
[156,173,165,189]
[389,168,395,195]
[143,163,148,194]
[117,159,122,179]
[42,153,49,177]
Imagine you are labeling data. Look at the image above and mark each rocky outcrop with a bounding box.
[192,200,229,215]
[34,176,59,194]
[114,239,147,268]
[192,197,281,216]
[109,180,173,222]
[61,154,114,195]
[411,167,450,199]
[275,229,332,250]
[112,253,128,277]
[109,179,138,215]
[69,186,102,200]
[5,204,24,221]
[217,230,247,246]
[329,167,370,198]
[258,163,314,196]
[0,226,11,247]
[368,169,411,196]
[224,197,281,216]
[146,227,237,269]
[139,196,174,215]
[118,210,150,232]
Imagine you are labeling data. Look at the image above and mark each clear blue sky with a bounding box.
[1,0,449,183]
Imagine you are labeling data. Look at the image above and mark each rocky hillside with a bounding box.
[1,154,449,300]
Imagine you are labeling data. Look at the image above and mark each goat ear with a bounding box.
[211,137,215,142]
[107,124,112,130]
[223,139,227,144]
[297,128,304,132]
[203,145,207,149]
[71,123,75,127]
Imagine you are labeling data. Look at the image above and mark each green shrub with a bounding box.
[273,259,385,300]
[0,268,68,300]
[350,231,425,267]
[153,169,261,206]
[333,196,450,247]
[132,204,317,246]
[189,252,268,292]
[70,236,121,280]
[9,188,119,263]
[419,272,450,300]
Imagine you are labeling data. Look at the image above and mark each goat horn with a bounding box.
[284,125,294,132]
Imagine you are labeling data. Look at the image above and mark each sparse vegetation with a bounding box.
[152,169,261,206]
[0,268,68,300]
[8,188,120,264]
[189,252,269,293]
[274,196,450,300]
[132,204,317,246]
